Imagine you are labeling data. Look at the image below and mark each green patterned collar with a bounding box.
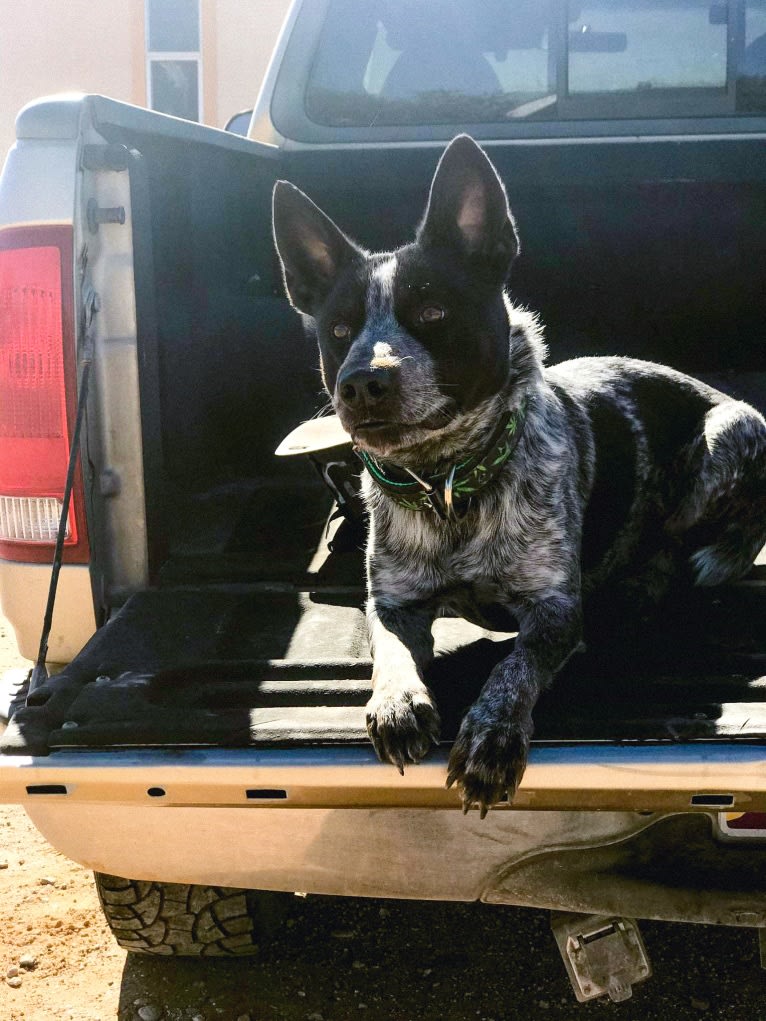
[357,397,528,520]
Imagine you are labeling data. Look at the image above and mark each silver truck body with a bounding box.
[1,5,765,978]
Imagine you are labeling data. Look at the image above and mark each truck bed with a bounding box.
[2,96,766,816]
[4,474,764,763]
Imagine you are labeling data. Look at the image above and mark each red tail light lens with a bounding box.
[0,226,89,563]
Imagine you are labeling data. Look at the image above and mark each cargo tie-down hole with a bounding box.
[690,793,735,807]
[147,787,166,798]
[246,789,288,800]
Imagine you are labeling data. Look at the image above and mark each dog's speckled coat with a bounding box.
[273,135,766,814]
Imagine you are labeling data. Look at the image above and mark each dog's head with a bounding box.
[273,135,521,461]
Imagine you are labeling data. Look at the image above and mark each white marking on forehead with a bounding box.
[370,341,401,369]
[367,255,398,320]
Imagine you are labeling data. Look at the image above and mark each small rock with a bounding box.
[297,990,307,998]
[137,1006,162,1021]
[0,861,8,869]
[19,953,37,970]
[191,1015,206,1021]
[378,907,390,918]
[331,929,356,939]
[6,975,22,989]
[236,1015,251,1021]
[538,1001,550,1009]
[39,876,56,886]
[307,1014,324,1021]
[691,996,710,1011]
[352,960,365,969]
[358,1004,368,1010]
[6,966,20,978]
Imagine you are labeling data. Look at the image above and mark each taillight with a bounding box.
[0,225,89,563]
[718,812,766,841]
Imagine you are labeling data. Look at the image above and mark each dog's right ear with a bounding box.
[272,181,361,316]
[417,135,519,280]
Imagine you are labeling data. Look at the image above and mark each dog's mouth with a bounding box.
[354,420,390,433]
[351,419,420,446]
[350,409,454,447]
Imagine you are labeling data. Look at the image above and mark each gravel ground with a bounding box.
[2,614,766,1020]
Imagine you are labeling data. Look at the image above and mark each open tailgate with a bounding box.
[1,571,765,812]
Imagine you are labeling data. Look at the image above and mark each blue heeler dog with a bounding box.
[272,135,766,816]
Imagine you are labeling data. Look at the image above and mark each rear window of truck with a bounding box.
[305,0,766,127]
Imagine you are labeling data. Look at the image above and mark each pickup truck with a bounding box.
[1,0,765,1002]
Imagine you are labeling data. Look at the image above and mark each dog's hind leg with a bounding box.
[667,399,766,587]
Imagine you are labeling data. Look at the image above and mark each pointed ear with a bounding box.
[417,135,519,277]
[272,181,362,316]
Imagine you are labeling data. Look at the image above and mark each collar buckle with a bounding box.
[444,464,458,520]
[404,467,447,519]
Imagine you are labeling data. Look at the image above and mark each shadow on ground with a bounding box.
[118,896,764,1021]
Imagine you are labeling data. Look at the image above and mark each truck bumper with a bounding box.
[2,745,765,925]
[16,798,766,929]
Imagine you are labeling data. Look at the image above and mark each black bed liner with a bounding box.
[3,556,764,756]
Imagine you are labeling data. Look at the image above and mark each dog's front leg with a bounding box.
[447,592,583,816]
[366,599,441,773]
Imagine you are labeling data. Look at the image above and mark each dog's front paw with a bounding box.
[446,704,532,818]
[366,685,441,774]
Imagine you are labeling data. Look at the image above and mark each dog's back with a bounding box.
[546,356,766,594]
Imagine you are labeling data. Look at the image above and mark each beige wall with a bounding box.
[214,0,289,129]
[0,0,144,157]
[0,0,291,159]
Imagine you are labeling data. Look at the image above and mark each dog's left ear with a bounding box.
[417,135,519,278]
[273,181,362,316]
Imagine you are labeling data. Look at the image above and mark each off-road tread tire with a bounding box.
[94,873,289,956]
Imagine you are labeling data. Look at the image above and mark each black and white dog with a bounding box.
[273,135,766,815]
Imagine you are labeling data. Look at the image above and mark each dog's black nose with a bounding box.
[338,368,390,409]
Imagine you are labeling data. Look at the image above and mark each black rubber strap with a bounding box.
[28,348,93,696]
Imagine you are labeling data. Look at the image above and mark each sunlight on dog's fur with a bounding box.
[273,135,766,816]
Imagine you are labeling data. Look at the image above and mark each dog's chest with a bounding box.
[371,494,571,605]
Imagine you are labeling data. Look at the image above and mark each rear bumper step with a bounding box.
[2,743,766,811]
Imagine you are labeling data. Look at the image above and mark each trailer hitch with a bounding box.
[551,912,652,1003]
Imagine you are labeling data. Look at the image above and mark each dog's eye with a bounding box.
[332,323,351,340]
[419,304,445,324]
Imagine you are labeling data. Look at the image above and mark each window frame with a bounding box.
[145,0,203,123]
[269,0,766,143]
[554,0,739,120]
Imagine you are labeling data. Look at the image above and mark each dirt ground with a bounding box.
[2,616,766,1021]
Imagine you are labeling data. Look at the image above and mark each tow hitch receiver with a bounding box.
[551,913,652,1003]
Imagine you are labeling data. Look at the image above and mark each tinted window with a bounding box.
[740,0,766,111]
[304,0,766,125]
[147,0,201,52]
[568,1,726,94]
[150,60,200,121]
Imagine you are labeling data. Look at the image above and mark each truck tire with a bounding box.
[94,872,292,956]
